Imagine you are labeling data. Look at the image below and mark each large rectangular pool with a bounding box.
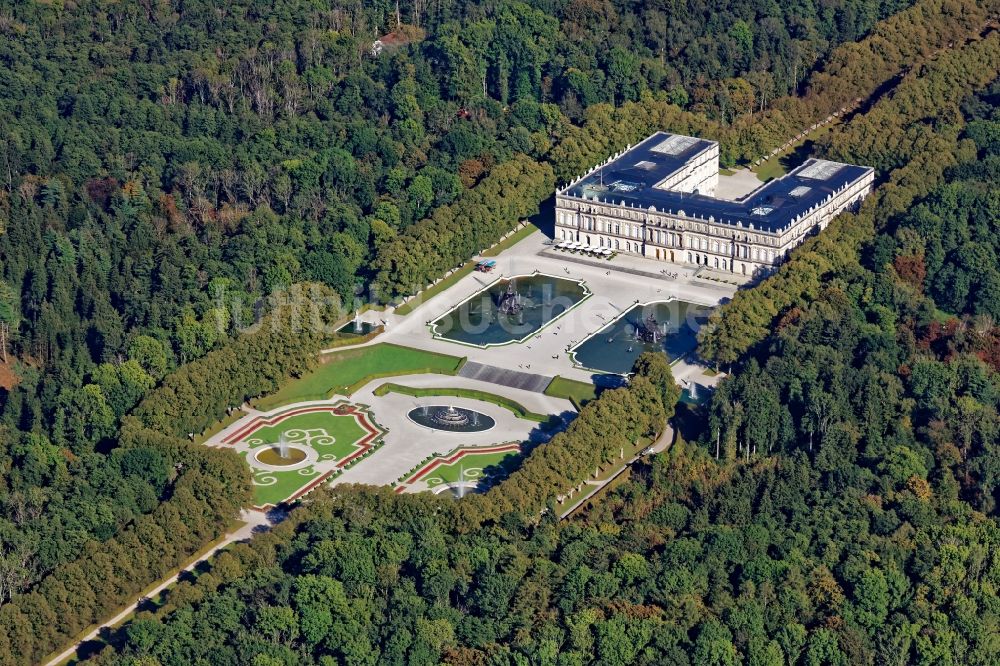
[570,300,712,374]
[431,273,590,347]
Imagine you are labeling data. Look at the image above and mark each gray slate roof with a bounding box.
[562,132,873,233]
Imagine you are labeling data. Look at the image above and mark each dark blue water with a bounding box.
[572,301,712,374]
[407,406,496,432]
[337,320,378,336]
[432,275,588,346]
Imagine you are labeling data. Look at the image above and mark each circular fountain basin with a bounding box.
[407,405,495,433]
[254,445,309,467]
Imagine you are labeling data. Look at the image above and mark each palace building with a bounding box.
[554,132,874,276]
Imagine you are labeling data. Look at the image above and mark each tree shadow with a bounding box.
[527,195,556,238]
[673,402,709,444]
[527,409,578,444]
[781,139,817,172]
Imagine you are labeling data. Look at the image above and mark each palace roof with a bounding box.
[561,132,873,233]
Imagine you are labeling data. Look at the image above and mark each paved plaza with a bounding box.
[330,374,568,488]
[206,228,735,504]
[205,371,572,504]
[343,228,736,388]
[714,167,766,201]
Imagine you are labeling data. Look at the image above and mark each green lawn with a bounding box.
[394,225,539,316]
[752,120,841,182]
[374,382,548,422]
[753,157,789,182]
[563,465,637,519]
[482,224,539,257]
[242,452,324,507]
[544,376,597,409]
[247,410,367,456]
[426,450,521,486]
[592,435,654,482]
[238,409,375,507]
[255,344,464,409]
[193,410,243,444]
[400,447,523,489]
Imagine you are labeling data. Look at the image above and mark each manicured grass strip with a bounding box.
[395,262,477,316]
[255,344,464,409]
[394,224,539,316]
[374,382,548,422]
[559,434,656,519]
[193,410,243,445]
[481,223,539,257]
[544,375,597,410]
[249,466,340,508]
[396,443,524,489]
[563,466,636,520]
[424,450,521,486]
[593,435,654,482]
[247,413,367,457]
[324,325,384,349]
[753,155,789,182]
[240,453,324,509]
[752,119,841,182]
[223,404,378,446]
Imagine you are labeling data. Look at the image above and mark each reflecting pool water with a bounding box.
[337,320,378,336]
[571,300,712,374]
[407,405,496,432]
[431,274,589,347]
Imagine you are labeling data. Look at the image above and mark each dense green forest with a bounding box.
[0,0,998,663]
[0,0,956,603]
[62,72,1000,666]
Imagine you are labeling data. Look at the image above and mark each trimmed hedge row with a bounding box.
[0,286,349,666]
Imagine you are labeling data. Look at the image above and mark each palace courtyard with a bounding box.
[204,228,736,506]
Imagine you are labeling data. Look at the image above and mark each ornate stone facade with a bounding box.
[555,132,874,276]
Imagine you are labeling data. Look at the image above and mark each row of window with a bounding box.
[558,228,779,263]
[686,253,751,275]
[656,156,716,191]
[556,229,766,274]
[558,211,780,249]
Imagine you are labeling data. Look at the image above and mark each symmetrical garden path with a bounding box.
[208,401,386,508]
[394,443,524,494]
